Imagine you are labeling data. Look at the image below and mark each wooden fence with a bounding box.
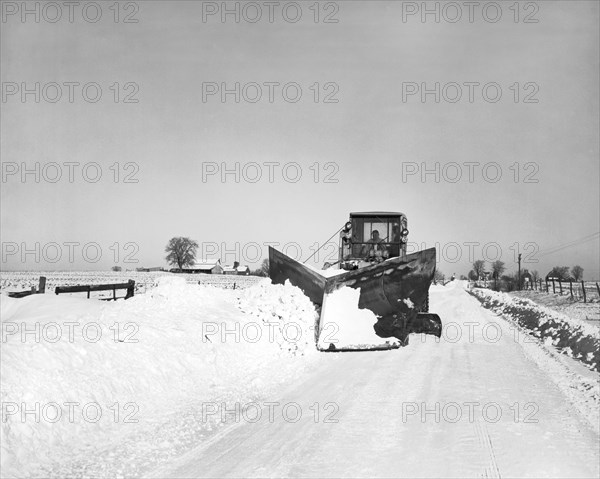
[2,274,262,298]
[55,280,135,301]
[7,276,46,298]
[525,278,600,302]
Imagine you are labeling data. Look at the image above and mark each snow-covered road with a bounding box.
[152,282,599,478]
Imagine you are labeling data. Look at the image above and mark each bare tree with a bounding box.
[491,260,505,279]
[530,270,539,282]
[165,237,199,270]
[251,259,270,277]
[473,260,486,279]
[259,259,270,277]
[571,265,584,281]
[490,260,505,290]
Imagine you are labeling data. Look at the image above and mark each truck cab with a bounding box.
[338,211,409,270]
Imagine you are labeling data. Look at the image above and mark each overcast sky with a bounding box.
[1,0,599,278]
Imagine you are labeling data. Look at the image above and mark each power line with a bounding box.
[537,231,599,254]
[537,232,600,258]
[537,233,599,257]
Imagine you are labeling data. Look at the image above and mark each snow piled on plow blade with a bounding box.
[317,287,401,351]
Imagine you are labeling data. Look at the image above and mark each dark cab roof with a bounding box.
[350,211,405,217]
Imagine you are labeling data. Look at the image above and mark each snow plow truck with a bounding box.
[269,211,442,351]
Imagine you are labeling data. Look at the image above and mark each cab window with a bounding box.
[350,217,401,257]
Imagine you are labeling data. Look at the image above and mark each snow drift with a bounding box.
[1,277,318,478]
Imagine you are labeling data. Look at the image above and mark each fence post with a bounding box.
[582,281,587,303]
[38,276,46,294]
[558,279,563,295]
[125,280,135,299]
[545,279,549,292]
[552,278,555,294]
[569,280,573,299]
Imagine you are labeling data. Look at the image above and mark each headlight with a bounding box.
[344,221,352,232]
[402,229,409,236]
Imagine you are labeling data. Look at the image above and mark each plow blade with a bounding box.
[269,247,328,305]
[268,247,442,350]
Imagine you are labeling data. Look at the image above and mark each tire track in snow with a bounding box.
[473,420,500,479]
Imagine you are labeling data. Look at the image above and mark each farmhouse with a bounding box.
[222,264,250,275]
[236,265,250,275]
[172,259,224,274]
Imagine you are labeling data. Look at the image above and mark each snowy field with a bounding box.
[0,271,262,298]
[1,278,599,478]
[509,289,600,325]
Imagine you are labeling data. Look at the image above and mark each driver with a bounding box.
[362,230,388,261]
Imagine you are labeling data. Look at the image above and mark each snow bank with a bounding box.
[468,287,600,371]
[1,277,318,477]
[237,279,319,356]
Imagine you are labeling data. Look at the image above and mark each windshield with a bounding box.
[347,216,405,259]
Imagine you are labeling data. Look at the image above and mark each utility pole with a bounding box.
[517,253,522,291]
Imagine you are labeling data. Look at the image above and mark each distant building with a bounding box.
[236,265,250,275]
[136,267,164,272]
[177,259,223,275]
[221,261,249,275]
[169,259,223,274]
